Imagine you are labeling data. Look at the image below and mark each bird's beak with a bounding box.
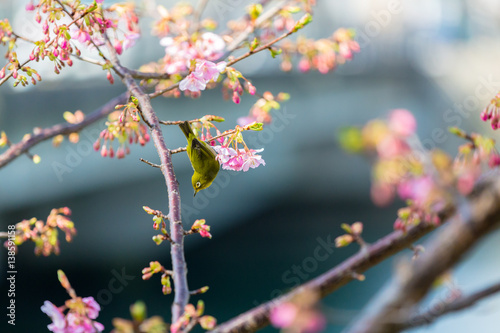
[193,190,197,197]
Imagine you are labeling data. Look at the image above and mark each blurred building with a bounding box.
[1,1,500,332]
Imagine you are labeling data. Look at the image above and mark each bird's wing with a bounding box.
[190,137,218,172]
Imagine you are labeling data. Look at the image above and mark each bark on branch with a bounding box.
[347,172,500,333]
[0,92,128,169]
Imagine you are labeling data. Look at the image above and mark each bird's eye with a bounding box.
[196,181,201,188]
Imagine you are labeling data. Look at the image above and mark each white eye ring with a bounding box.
[196,181,201,188]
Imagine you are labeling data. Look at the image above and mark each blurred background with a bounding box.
[1,0,500,332]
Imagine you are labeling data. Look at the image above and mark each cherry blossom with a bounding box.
[179,72,206,92]
[41,301,66,333]
[213,146,265,171]
[388,108,417,137]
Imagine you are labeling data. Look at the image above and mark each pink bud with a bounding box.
[247,83,256,95]
[35,12,41,23]
[232,91,240,104]
[93,140,101,151]
[480,110,489,121]
[109,146,115,158]
[0,67,5,79]
[100,145,108,157]
[114,40,123,55]
[117,147,125,159]
[26,1,35,11]
[42,21,49,34]
[298,58,310,72]
[107,71,114,84]
[489,154,500,168]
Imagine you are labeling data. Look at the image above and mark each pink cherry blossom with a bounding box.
[67,312,104,333]
[179,72,206,92]
[376,135,410,159]
[388,109,417,137]
[122,33,140,50]
[226,154,245,171]
[199,225,212,238]
[213,146,238,164]
[195,60,227,82]
[237,116,257,127]
[270,303,298,328]
[241,149,266,171]
[397,176,434,204]
[82,297,101,319]
[70,29,91,44]
[213,146,265,171]
[41,301,66,333]
[198,32,226,60]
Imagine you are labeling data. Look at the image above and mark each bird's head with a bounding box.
[192,172,216,196]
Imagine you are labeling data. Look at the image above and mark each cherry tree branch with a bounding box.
[192,0,209,33]
[149,0,290,98]
[402,281,500,329]
[210,204,456,333]
[0,92,128,169]
[103,36,189,322]
[226,25,298,67]
[346,172,500,333]
[224,0,287,54]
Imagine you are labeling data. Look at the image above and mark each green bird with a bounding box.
[179,121,220,196]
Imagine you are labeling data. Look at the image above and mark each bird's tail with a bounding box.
[178,120,193,139]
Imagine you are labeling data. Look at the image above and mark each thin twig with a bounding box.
[129,70,172,80]
[0,92,128,169]
[189,286,209,295]
[192,0,209,33]
[404,281,500,329]
[140,158,161,168]
[226,25,297,67]
[159,119,200,126]
[224,0,287,55]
